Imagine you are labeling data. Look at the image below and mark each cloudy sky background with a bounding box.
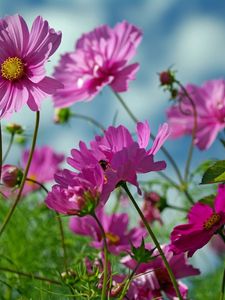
[1,0,224,273]
[1,0,225,175]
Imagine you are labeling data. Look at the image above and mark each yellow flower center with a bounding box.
[105,232,120,244]
[27,174,37,187]
[203,213,221,230]
[1,57,24,81]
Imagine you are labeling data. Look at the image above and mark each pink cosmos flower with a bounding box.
[68,121,169,195]
[170,184,225,257]
[53,21,142,107]
[22,146,64,195]
[140,191,163,226]
[69,209,146,255]
[45,165,105,216]
[121,244,200,299]
[167,79,225,150]
[0,14,62,118]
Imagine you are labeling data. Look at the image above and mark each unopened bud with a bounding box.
[54,108,71,124]
[2,165,23,187]
[15,136,27,145]
[5,123,24,135]
[159,70,175,86]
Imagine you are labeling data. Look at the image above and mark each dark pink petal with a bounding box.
[170,223,212,257]
[215,184,225,213]
[148,123,170,155]
[110,63,139,92]
[188,202,213,224]
[136,121,150,149]
[3,14,29,56]
[69,215,101,240]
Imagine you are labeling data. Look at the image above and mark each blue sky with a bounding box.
[1,0,225,177]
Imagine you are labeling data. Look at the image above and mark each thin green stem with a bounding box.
[166,204,188,212]
[0,111,40,238]
[113,91,184,185]
[70,112,105,132]
[176,81,198,182]
[118,262,140,300]
[158,171,180,189]
[26,178,48,193]
[121,182,183,300]
[56,212,69,273]
[0,266,61,285]
[220,267,225,300]
[25,178,69,273]
[113,91,138,123]
[3,133,15,163]
[92,213,109,300]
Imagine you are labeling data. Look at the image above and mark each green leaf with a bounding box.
[130,238,157,263]
[201,160,225,184]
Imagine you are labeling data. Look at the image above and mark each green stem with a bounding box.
[70,112,105,132]
[26,178,48,193]
[158,171,180,189]
[3,133,15,163]
[0,266,61,285]
[220,267,225,300]
[176,81,198,182]
[92,213,109,300]
[56,212,69,273]
[25,178,69,273]
[118,262,140,300]
[166,204,188,212]
[121,182,183,300]
[0,111,40,238]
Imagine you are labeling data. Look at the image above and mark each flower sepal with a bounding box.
[130,238,157,263]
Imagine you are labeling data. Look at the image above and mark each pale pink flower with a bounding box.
[140,191,163,226]
[167,79,225,150]
[68,121,169,195]
[22,146,64,195]
[53,21,142,107]
[0,14,62,118]
[70,209,146,255]
[45,165,105,216]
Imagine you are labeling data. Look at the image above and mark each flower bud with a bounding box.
[5,123,24,135]
[159,70,175,86]
[2,165,23,187]
[15,136,27,145]
[54,108,71,124]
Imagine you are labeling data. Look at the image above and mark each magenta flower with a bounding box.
[167,79,225,150]
[68,121,169,195]
[2,165,23,188]
[53,21,142,107]
[170,184,225,257]
[45,165,105,216]
[140,191,163,226]
[69,209,146,255]
[0,14,62,118]
[22,146,64,195]
[122,244,200,299]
